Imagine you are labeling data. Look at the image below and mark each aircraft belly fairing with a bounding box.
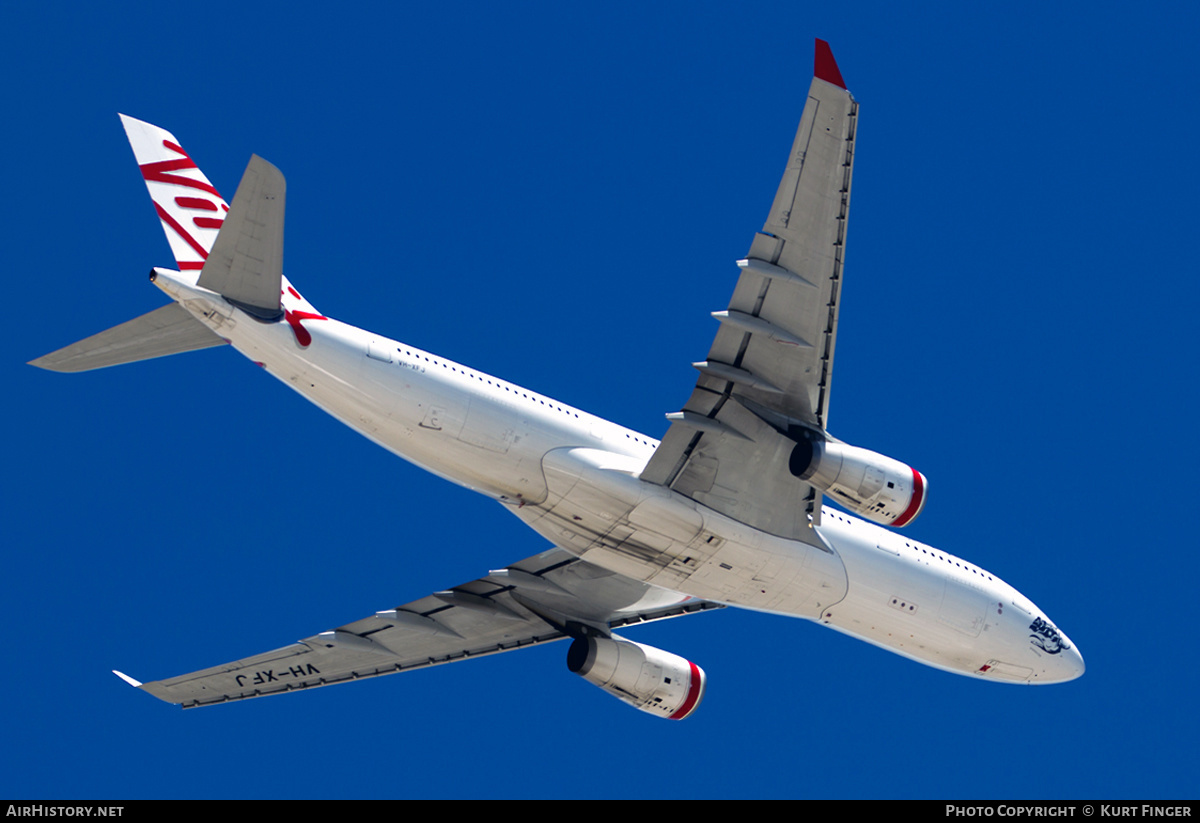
[514,446,850,617]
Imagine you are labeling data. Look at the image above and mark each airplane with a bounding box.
[30,40,1083,719]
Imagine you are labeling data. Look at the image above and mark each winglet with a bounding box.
[814,39,847,89]
[112,670,142,688]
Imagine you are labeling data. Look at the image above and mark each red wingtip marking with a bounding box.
[814,38,847,89]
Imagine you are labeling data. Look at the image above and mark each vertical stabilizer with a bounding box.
[120,115,230,272]
[31,116,318,375]
[120,115,317,318]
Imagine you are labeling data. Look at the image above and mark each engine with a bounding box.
[567,634,706,720]
[789,436,927,527]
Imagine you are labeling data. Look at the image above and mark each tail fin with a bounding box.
[121,115,318,317]
[120,114,230,272]
[30,116,321,374]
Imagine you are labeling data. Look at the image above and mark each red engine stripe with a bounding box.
[892,468,926,527]
[669,661,704,720]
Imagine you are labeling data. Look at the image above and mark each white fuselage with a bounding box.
[155,269,1084,685]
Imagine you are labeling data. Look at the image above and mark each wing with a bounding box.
[123,547,721,708]
[639,40,857,543]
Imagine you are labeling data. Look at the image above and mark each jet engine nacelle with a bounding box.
[789,437,927,527]
[567,634,706,720]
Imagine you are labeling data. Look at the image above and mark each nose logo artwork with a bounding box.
[1029,616,1070,655]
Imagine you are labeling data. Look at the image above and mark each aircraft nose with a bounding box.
[1022,608,1084,683]
[1043,628,1085,683]
[1060,636,1085,681]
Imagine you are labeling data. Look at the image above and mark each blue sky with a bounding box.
[4,2,1198,800]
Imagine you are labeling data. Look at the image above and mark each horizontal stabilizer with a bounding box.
[199,155,285,319]
[29,302,226,373]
